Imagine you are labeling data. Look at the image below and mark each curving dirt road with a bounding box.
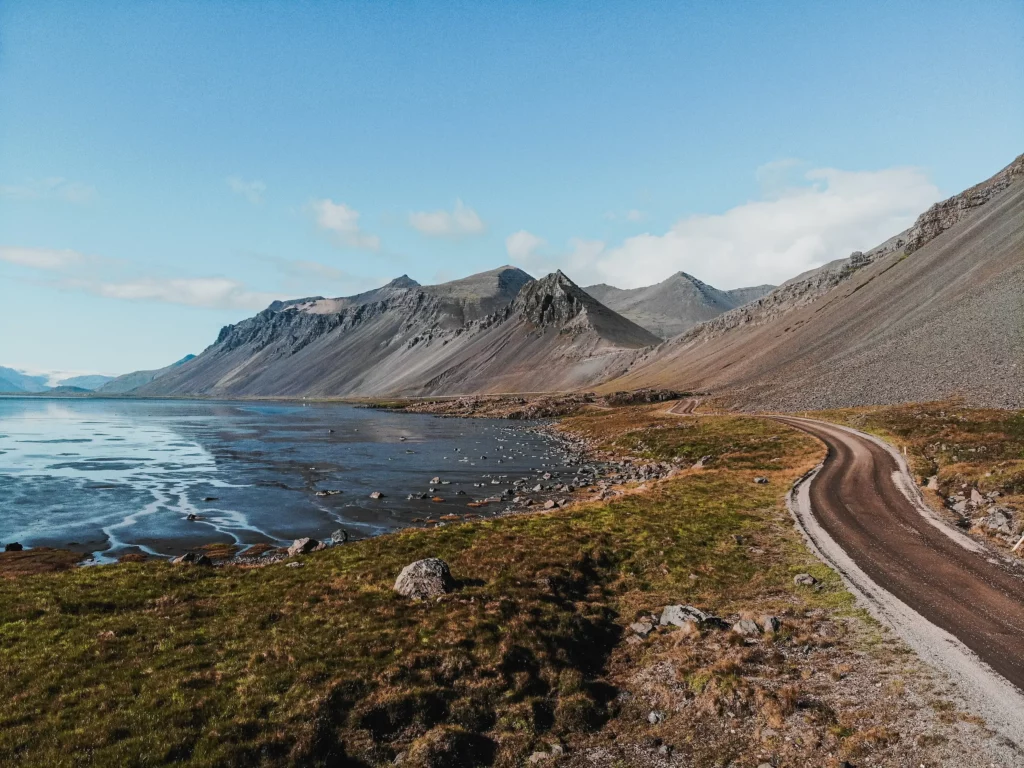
[776,415,1024,747]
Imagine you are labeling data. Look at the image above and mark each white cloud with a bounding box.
[0,246,85,270]
[625,209,648,223]
[528,164,940,290]
[0,177,96,204]
[64,277,286,311]
[311,199,381,250]
[408,199,485,237]
[505,230,546,262]
[227,176,266,205]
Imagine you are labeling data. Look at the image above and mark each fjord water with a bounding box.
[0,398,569,562]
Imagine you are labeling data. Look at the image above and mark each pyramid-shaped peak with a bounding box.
[387,274,420,289]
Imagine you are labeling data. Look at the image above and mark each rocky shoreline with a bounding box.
[149,406,694,570]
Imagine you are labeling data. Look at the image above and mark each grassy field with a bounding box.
[0,406,986,766]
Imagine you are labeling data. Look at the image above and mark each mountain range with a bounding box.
[58,151,1024,411]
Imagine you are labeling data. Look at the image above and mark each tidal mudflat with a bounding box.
[0,397,573,561]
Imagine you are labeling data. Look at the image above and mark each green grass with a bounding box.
[0,411,837,767]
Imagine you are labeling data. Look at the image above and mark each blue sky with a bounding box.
[1,0,1022,376]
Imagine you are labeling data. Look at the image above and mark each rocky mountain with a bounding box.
[137,267,659,398]
[585,273,774,338]
[99,354,197,394]
[56,374,115,390]
[607,152,1024,410]
[0,367,50,393]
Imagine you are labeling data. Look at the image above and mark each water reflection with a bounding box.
[0,397,565,561]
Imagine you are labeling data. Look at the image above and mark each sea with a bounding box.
[0,397,572,562]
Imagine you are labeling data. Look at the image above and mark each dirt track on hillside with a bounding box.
[776,415,1024,749]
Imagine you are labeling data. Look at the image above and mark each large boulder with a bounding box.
[394,558,455,599]
[288,537,319,556]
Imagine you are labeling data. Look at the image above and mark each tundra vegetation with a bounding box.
[0,405,1001,766]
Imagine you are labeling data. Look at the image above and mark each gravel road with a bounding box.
[777,415,1024,754]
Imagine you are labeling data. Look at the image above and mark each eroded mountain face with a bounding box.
[610,153,1024,411]
[137,267,660,398]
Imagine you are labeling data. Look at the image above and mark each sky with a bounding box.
[1,1,1022,377]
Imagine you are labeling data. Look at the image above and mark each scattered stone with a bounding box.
[753,476,769,484]
[971,488,985,505]
[286,561,304,568]
[331,529,349,544]
[647,710,665,724]
[369,491,384,499]
[186,513,198,521]
[171,552,211,566]
[732,618,761,637]
[691,455,713,469]
[794,573,817,586]
[659,604,721,629]
[629,620,654,637]
[760,615,782,633]
[288,537,319,556]
[543,500,557,510]
[926,475,939,490]
[430,477,440,485]
[394,558,455,599]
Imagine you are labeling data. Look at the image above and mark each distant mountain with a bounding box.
[138,267,660,397]
[0,367,50,393]
[56,374,115,391]
[0,376,25,393]
[98,354,197,394]
[609,152,1024,410]
[584,273,774,339]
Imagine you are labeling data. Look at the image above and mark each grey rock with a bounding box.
[629,620,654,637]
[288,537,319,556]
[394,558,455,599]
[753,476,769,484]
[171,552,212,566]
[794,573,817,586]
[733,618,762,637]
[759,615,782,633]
[660,604,712,629]
[369,491,384,499]
[647,710,665,724]
[331,528,349,544]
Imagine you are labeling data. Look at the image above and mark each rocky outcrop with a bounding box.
[904,153,1024,254]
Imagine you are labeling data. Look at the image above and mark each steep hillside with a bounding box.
[99,355,197,394]
[585,273,773,338]
[139,268,657,397]
[607,153,1024,410]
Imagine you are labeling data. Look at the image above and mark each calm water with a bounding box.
[0,398,570,561]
